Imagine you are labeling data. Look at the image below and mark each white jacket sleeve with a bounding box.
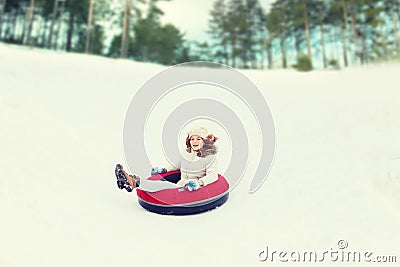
[199,158,218,186]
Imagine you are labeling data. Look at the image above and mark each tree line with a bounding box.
[0,0,399,69]
[0,0,184,65]
[208,0,400,69]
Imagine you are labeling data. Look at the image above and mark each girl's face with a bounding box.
[190,135,204,151]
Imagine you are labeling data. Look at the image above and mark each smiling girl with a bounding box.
[115,127,219,192]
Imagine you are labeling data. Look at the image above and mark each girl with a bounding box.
[115,127,219,192]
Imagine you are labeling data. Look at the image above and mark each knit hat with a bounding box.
[188,127,208,139]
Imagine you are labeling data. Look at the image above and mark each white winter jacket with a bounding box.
[168,150,218,187]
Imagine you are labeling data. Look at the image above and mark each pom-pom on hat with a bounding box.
[188,127,208,139]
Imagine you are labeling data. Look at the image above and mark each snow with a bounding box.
[1,43,399,267]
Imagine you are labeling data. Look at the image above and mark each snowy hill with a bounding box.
[0,43,399,267]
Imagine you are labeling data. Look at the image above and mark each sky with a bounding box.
[158,0,275,43]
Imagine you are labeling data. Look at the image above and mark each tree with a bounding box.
[226,0,246,67]
[131,1,163,61]
[156,23,184,64]
[120,0,132,58]
[242,0,266,68]
[389,0,400,55]
[48,0,59,48]
[0,0,7,39]
[357,0,385,63]
[22,0,35,45]
[108,33,134,58]
[286,0,304,60]
[85,0,94,53]
[348,0,361,62]
[302,0,312,59]
[326,0,351,67]
[109,0,183,64]
[54,0,66,49]
[208,0,229,65]
[317,0,327,68]
[340,0,349,66]
[267,0,288,68]
[65,0,90,52]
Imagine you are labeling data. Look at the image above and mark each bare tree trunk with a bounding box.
[302,0,312,59]
[397,3,400,27]
[280,0,287,68]
[4,10,11,40]
[85,0,94,53]
[0,0,5,19]
[266,41,273,69]
[341,1,349,27]
[12,8,19,42]
[66,4,75,52]
[318,5,327,68]
[258,37,265,69]
[21,2,30,43]
[328,27,335,60]
[10,9,17,41]
[230,34,236,67]
[23,0,35,45]
[361,24,367,64]
[294,33,301,60]
[391,0,399,55]
[341,0,350,66]
[0,0,7,39]
[348,0,360,63]
[280,37,287,68]
[120,0,132,58]
[54,0,65,50]
[48,0,58,48]
[223,38,229,65]
[40,18,48,47]
[379,22,388,61]
[339,20,348,67]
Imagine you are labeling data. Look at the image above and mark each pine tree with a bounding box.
[267,0,288,68]
[242,0,266,68]
[65,0,91,52]
[127,0,183,64]
[327,0,348,67]
[208,0,229,65]
[226,0,246,67]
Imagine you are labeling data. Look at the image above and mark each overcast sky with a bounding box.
[158,0,275,42]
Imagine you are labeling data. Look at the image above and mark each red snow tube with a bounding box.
[136,170,229,215]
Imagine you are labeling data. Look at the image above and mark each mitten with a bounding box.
[185,179,201,191]
[151,167,167,176]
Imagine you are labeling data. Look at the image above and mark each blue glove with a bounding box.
[151,167,167,176]
[185,179,201,191]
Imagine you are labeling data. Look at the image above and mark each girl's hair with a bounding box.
[186,134,219,157]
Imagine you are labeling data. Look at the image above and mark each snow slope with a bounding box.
[0,43,399,267]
